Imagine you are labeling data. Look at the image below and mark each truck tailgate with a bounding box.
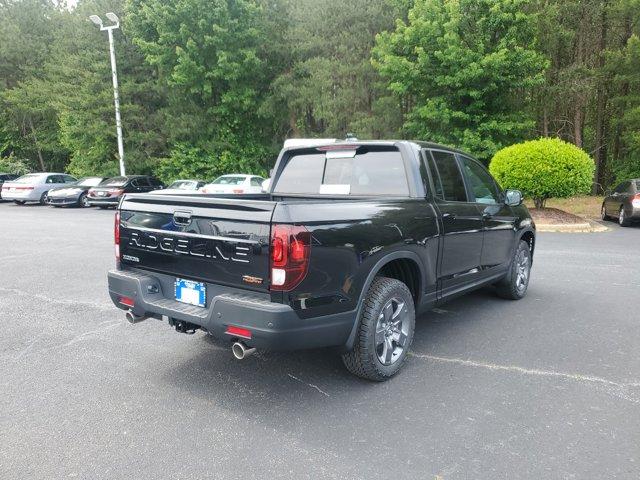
[118,194,275,292]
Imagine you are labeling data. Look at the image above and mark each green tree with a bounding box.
[125,0,279,177]
[267,0,406,139]
[373,0,548,161]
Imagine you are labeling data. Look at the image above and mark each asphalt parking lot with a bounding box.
[1,203,639,479]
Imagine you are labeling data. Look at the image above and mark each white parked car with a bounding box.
[150,179,205,194]
[200,174,266,194]
[1,172,77,205]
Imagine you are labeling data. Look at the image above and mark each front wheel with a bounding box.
[495,240,531,300]
[78,193,89,208]
[619,207,631,227]
[342,277,415,381]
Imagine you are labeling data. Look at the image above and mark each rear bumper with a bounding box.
[1,190,40,201]
[107,269,355,351]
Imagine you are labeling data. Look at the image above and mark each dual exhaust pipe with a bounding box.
[231,341,256,360]
[125,311,256,360]
[125,310,149,324]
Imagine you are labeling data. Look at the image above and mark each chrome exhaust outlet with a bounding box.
[126,310,149,324]
[232,342,256,360]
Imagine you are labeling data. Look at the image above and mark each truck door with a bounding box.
[424,150,484,297]
[458,155,516,273]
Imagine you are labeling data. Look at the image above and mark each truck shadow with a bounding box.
[158,286,506,410]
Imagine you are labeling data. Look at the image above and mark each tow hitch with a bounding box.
[168,317,200,334]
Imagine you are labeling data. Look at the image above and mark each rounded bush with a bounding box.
[489,138,594,208]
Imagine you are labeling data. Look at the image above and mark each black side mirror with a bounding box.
[505,189,523,207]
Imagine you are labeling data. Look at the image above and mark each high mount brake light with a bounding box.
[114,211,121,261]
[270,224,311,291]
[316,145,359,152]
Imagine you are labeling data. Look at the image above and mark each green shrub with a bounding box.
[489,138,594,209]
[0,154,31,176]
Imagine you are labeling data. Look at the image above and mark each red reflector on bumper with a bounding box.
[225,326,252,339]
[119,296,135,307]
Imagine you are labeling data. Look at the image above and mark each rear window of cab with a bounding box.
[274,147,409,196]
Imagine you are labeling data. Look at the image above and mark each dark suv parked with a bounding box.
[108,140,535,381]
[0,173,18,200]
[87,175,164,208]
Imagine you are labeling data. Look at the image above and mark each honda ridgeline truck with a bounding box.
[107,140,535,381]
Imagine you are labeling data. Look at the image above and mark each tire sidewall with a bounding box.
[363,279,416,378]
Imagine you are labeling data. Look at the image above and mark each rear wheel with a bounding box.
[39,191,49,205]
[342,277,415,381]
[619,207,631,227]
[601,204,611,221]
[495,240,531,300]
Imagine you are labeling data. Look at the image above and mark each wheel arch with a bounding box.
[342,251,424,351]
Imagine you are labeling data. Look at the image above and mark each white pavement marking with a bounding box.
[410,353,640,404]
[0,287,113,312]
[288,373,331,397]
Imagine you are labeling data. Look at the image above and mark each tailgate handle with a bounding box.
[173,210,192,226]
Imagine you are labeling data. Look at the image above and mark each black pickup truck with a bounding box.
[108,140,535,380]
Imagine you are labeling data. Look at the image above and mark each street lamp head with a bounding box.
[89,15,103,28]
[105,12,120,26]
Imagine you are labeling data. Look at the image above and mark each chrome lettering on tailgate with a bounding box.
[128,229,254,263]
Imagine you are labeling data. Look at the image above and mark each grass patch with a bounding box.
[524,196,604,220]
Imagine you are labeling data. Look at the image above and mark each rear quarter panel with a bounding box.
[274,198,440,319]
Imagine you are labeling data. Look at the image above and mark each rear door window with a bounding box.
[428,151,468,202]
[274,148,409,196]
[460,156,501,204]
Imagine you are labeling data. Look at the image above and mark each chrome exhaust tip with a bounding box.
[125,310,148,324]
[232,341,256,360]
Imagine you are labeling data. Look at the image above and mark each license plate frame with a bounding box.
[175,278,206,308]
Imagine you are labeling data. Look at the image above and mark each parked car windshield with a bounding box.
[13,174,43,183]
[77,177,104,187]
[100,177,128,187]
[274,148,409,196]
[211,176,246,185]
[168,180,197,190]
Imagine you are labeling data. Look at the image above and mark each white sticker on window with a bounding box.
[319,184,351,195]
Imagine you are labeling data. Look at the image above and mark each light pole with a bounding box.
[90,13,126,176]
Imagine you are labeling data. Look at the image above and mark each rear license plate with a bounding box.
[175,278,206,307]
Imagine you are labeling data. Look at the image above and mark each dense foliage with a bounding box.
[0,0,639,190]
[489,138,595,208]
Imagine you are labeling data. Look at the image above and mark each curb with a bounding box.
[536,221,609,233]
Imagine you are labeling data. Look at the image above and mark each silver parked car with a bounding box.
[47,177,108,208]
[149,179,205,194]
[1,173,77,205]
[601,179,640,227]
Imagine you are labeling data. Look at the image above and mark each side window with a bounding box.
[64,175,76,183]
[460,156,501,204]
[137,177,151,187]
[429,150,468,202]
[614,182,628,194]
[46,176,57,184]
[130,179,139,188]
[250,177,263,187]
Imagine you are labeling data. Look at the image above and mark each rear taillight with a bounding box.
[114,211,121,261]
[633,194,640,208]
[270,224,311,291]
[232,189,244,194]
